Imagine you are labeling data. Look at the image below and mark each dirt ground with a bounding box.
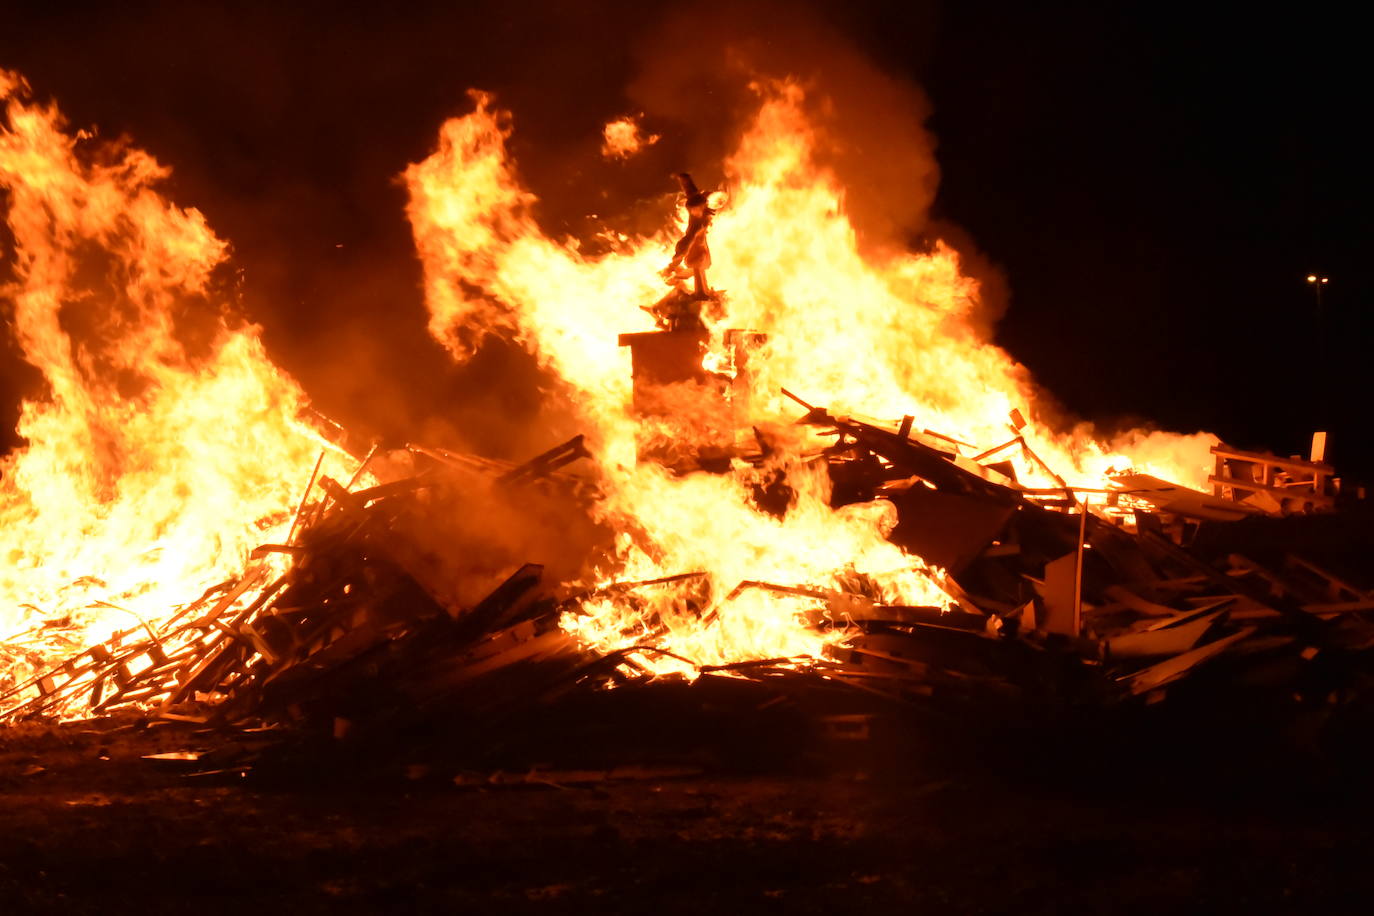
[4,711,1374,915]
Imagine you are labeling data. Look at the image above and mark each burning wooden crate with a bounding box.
[618,328,766,471]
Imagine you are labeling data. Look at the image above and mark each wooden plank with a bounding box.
[1115,472,1263,520]
[1122,627,1257,694]
[1285,554,1370,602]
[285,450,326,546]
[1031,552,1078,636]
[188,565,269,629]
[497,435,590,484]
[1207,475,1335,506]
[1106,610,1225,658]
[1210,444,1335,474]
[447,627,572,684]
[1139,531,1316,633]
[1103,584,1198,618]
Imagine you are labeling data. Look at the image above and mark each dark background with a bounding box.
[2,1,1369,482]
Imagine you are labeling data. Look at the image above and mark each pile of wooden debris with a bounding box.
[3,388,1372,779]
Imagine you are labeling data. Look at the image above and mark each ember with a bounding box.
[601,115,658,160]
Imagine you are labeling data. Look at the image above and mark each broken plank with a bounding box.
[1121,627,1257,695]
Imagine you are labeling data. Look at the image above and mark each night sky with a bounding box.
[2,2,1370,483]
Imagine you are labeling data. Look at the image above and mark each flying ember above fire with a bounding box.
[403,80,1219,674]
[0,71,355,692]
[601,114,659,160]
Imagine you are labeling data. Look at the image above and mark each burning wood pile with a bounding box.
[3,392,1370,777]
[5,72,1374,780]
[0,439,599,730]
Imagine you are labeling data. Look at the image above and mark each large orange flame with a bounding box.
[405,80,1219,672]
[0,72,352,695]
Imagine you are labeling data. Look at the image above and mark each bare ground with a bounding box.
[4,710,1374,915]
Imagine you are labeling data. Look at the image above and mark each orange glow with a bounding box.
[0,69,1227,706]
[601,115,659,159]
[405,80,1219,673]
[0,72,355,705]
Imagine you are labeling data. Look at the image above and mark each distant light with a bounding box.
[1307,274,1317,282]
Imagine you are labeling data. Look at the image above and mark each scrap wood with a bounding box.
[452,563,545,637]
[0,623,156,719]
[565,571,709,606]
[1121,627,1258,695]
[284,450,326,546]
[1221,555,1374,616]
[497,434,592,485]
[1105,610,1226,659]
[1114,472,1263,522]
[805,603,990,633]
[1225,553,1290,593]
[1008,429,1070,496]
[723,579,830,602]
[816,661,936,684]
[1102,584,1198,619]
[973,435,1020,464]
[822,650,1021,706]
[689,578,931,632]
[917,427,977,452]
[300,442,381,529]
[835,629,1048,690]
[933,573,993,619]
[3,460,464,724]
[1028,552,1079,636]
[1080,510,1163,583]
[1134,598,1234,629]
[783,389,1020,503]
[699,656,800,673]
[883,485,1017,575]
[439,621,575,686]
[1208,444,1337,514]
[5,382,1371,764]
[843,418,1021,503]
[817,671,913,705]
[407,443,510,476]
[1138,531,1319,635]
[322,474,438,514]
[1283,554,1371,603]
[186,565,270,630]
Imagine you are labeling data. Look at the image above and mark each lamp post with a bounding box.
[1306,274,1332,428]
[1306,273,1330,313]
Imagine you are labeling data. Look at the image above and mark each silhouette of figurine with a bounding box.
[662,172,714,298]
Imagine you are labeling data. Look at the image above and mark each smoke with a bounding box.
[613,1,1012,343]
[625,0,940,254]
[4,2,1214,479]
[382,464,614,608]
[923,220,1012,341]
[0,2,969,463]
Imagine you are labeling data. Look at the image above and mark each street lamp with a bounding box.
[1306,273,1330,312]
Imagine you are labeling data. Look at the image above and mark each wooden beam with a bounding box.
[1208,476,1335,507]
[1210,445,1334,475]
